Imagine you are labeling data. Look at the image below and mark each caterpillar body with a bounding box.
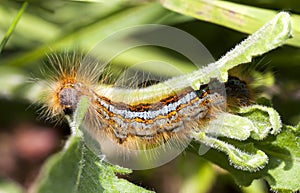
[41,53,252,168]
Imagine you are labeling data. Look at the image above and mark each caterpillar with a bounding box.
[40,52,254,168]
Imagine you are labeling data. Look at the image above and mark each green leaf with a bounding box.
[201,124,300,192]
[160,0,300,47]
[32,136,154,193]
[191,100,283,172]
[261,124,300,192]
[238,105,282,139]
[203,112,254,140]
[165,11,292,90]
[97,163,153,193]
[194,132,268,171]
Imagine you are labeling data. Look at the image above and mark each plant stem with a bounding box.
[0,1,28,53]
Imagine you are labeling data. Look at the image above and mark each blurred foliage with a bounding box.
[0,0,300,193]
[0,177,23,193]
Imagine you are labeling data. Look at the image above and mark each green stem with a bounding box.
[0,1,28,53]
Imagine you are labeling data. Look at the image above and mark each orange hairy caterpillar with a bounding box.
[41,52,252,154]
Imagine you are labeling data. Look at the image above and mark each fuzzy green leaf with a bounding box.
[194,132,268,171]
[166,11,292,90]
[192,103,283,172]
[261,124,300,192]
[203,112,254,140]
[238,105,282,140]
[201,124,300,192]
[32,135,154,193]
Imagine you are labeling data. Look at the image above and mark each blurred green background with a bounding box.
[0,0,299,193]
